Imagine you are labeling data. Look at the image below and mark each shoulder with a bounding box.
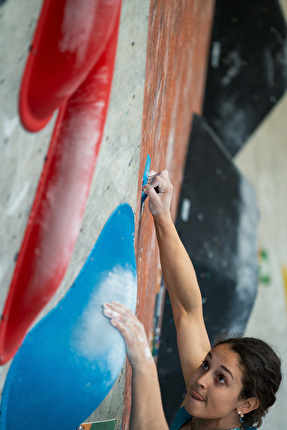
[169,407,192,430]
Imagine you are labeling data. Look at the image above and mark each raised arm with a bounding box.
[103,302,168,430]
[143,170,210,387]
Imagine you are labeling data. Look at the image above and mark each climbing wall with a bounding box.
[0,0,214,428]
[0,0,149,427]
[124,1,215,427]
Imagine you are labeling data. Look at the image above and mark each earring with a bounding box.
[238,411,245,423]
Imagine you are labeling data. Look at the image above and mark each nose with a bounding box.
[197,370,210,388]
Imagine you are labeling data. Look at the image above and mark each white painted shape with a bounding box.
[181,198,191,222]
[211,41,221,68]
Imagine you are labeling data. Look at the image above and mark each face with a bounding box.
[185,344,244,425]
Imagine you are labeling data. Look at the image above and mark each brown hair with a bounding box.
[215,337,282,428]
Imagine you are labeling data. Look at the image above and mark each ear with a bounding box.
[239,397,260,415]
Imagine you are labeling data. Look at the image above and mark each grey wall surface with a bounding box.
[0,0,149,426]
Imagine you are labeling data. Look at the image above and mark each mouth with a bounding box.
[190,388,205,402]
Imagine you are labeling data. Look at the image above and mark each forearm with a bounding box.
[153,212,202,318]
[144,170,210,386]
[144,170,202,318]
[103,303,168,429]
[130,361,168,430]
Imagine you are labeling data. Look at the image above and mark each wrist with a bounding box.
[152,210,173,227]
[131,354,156,375]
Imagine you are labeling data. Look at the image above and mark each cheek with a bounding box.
[212,388,241,410]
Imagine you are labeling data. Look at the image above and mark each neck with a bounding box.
[191,417,241,430]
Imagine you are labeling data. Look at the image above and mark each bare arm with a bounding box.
[103,302,168,430]
[144,170,210,387]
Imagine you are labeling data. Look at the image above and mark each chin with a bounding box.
[184,397,197,416]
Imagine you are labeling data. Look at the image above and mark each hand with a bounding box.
[143,169,173,219]
[103,302,153,370]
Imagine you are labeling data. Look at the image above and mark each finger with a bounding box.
[103,302,138,327]
[110,301,134,317]
[153,175,170,194]
[147,169,168,186]
[103,307,123,323]
[104,310,152,366]
[160,169,170,181]
[148,172,172,194]
[103,301,129,314]
[108,311,144,346]
[103,305,132,334]
[149,169,169,183]
[103,303,146,336]
[108,303,144,333]
[148,169,169,179]
[103,302,125,320]
[147,173,161,188]
[110,318,134,346]
[143,184,160,199]
[147,172,158,186]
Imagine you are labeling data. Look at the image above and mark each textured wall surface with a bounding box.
[0,0,149,426]
[0,0,214,427]
[123,1,215,428]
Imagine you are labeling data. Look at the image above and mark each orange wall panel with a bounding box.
[123,1,215,428]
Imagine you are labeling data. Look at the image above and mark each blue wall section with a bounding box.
[0,203,137,430]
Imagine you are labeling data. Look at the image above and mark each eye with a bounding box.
[217,374,226,384]
[201,360,209,370]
